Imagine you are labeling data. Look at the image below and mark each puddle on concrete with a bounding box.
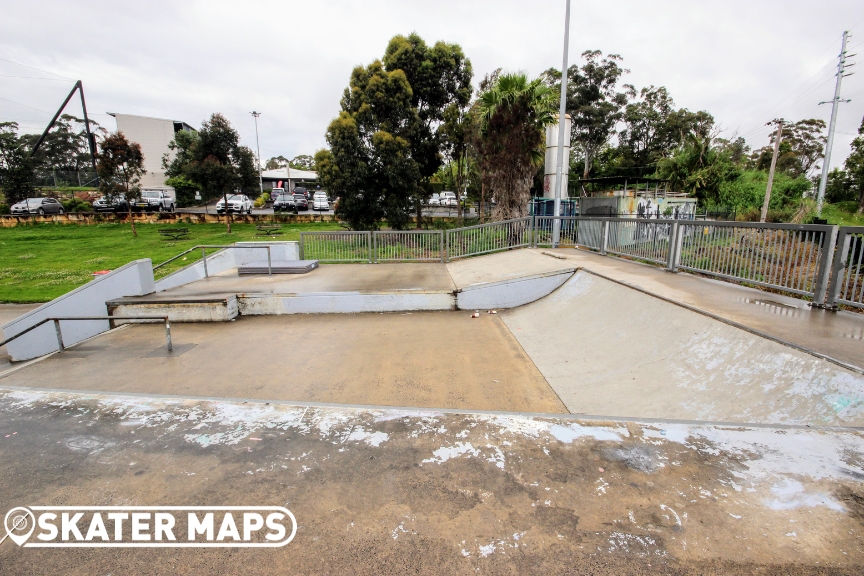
[740,298,801,317]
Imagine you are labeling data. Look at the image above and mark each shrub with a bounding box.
[717,170,811,213]
[0,204,9,214]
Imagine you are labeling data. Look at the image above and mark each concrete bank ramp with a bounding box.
[502,270,864,427]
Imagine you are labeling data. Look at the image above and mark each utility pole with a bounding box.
[552,0,571,247]
[250,111,264,197]
[816,30,853,216]
[761,119,784,223]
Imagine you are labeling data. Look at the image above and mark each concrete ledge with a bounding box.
[456,269,575,310]
[2,260,155,361]
[238,291,456,315]
[108,295,239,323]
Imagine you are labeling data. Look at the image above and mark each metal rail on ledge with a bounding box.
[152,244,273,277]
[0,316,173,353]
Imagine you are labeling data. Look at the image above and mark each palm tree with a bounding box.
[476,73,556,220]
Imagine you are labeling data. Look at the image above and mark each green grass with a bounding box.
[0,221,343,303]
[821,202,864,227]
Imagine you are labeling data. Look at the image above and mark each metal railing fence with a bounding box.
[533,216,580,247]
[374,230,444,262]
[445,217,533,260]
[827,226,864,309]
[605,219,675,266]
[153,245,274,277]
[290,216,859,308]
[299,231,372,263]
[674,221,835,299]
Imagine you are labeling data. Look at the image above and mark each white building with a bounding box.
[107,113,195,190]
[261,167,318,192]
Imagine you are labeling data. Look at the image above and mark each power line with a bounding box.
[0,57,74,81]
[0,96,51,114]
[736,60,839,138]
[0,74,72,82]
[731,35,843,132]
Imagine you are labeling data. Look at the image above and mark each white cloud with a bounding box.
[1,0,862,165]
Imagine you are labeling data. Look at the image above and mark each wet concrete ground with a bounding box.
[0,312,565,413]
[0,389,861,575]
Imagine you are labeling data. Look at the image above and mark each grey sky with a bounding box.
[2,0,863,169]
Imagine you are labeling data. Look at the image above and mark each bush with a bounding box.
[61,198,93,212]
[717,170,811,213]
[253,192,270,208]
[0,203,8,214]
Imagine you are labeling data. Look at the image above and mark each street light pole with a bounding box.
[552,0,571,247]
[250,111,264,197]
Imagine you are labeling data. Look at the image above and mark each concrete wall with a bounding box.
[456,270,574,311]
[2,260,156,361]
[239,291,456,315]
[154,242,299,292]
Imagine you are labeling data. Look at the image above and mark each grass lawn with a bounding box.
[0,221,343,303]
[821,201,864,227]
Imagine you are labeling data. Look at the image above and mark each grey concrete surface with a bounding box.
[0,389,861,575]
[502,271,864,427]
[447,248,576,289]
[0,312,566,413]
[143,263,456,299]
[2,259,156,362]
[0,304,39,370]
[546,247,864,370]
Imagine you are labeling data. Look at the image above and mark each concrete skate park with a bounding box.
[2,220,864,574]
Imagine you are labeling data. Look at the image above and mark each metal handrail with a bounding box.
[153,244,273,277]
[1,316,173,353]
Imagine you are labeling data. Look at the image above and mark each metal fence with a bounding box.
[299,231,372,262]
[445,217,533,260]
[674,221,835,299]
[374,230,444,262]
[606,219,675,266]
[294,217,863,308]
[827,226,864,309]
[533,216,580,247]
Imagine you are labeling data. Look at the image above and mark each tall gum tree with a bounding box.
[542,50,634,180]
[383,33,473,227]
[316,61,420,230]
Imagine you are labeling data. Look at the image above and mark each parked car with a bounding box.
[93,195,129,213]
[293,186,308,199]
[10,197,64,215]
[312,192,329,211]
[216,194,253,214]
[440,191,458,206]
[134,190,175,212]
[428,193,441,206]
[273,193,296,212]
[293,193,309,211]
[269,188,286,203]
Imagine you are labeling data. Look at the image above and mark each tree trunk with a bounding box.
[479,181,486,224]
[455,153,464,226]
[583,152,591,180]
[125,181,137,238]
[858,186,864,214]
[127,204,137,238]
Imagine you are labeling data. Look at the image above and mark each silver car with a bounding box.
[10,197,64,215]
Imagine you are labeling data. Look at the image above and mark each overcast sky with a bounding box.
[2,0,863,169]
